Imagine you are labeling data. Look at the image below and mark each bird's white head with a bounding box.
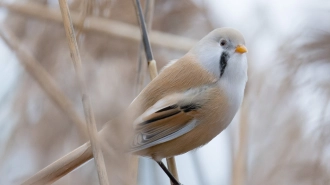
[189,28,248,84]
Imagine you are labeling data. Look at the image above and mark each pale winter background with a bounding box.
[0,0,330,185]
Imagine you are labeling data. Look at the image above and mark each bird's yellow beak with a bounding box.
[235,45,248,54]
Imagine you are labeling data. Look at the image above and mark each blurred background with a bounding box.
[0,0,330,184]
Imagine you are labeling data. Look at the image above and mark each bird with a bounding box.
[23,27,247,185]
[120,27,248,185]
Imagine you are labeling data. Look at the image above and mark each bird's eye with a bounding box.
[220,40,227,46]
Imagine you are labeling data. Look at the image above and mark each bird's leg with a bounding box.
[156,160,182,185]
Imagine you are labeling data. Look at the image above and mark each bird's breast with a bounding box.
[195,85,236,138]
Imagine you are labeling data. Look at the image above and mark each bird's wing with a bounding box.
[131,87,209,152]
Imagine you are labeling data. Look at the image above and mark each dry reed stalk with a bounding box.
[166,157,179,184]
[132,0,158,78]
[0,1,197,51]
[132,0,179,183]
[135,0,155,94]
[23,142,93,185]
[231,100,249,185]
[58,0,109,184]
[131,0,156,184]
[0,23,88,140]
[21,129,107,185]
[75,0,92,39]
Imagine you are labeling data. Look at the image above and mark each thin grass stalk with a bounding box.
[20,128,117,184]
[22,142,93,185]
[135,0,155,94]
[166,157,179,184]
[132,0,156,184]
[132,0,179,184]
[0,23,88,139]
[0,1,196,51]
[58,0,109,184]
[231,100,249,185]
[132,0,157,76]
[75,0,92,39]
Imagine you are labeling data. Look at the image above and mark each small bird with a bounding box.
[23,27,247,185]
[123,27,248,184]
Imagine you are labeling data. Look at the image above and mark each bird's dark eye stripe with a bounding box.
[220,52,229,78]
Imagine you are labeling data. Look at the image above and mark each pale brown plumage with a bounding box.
[125,53,231,160]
